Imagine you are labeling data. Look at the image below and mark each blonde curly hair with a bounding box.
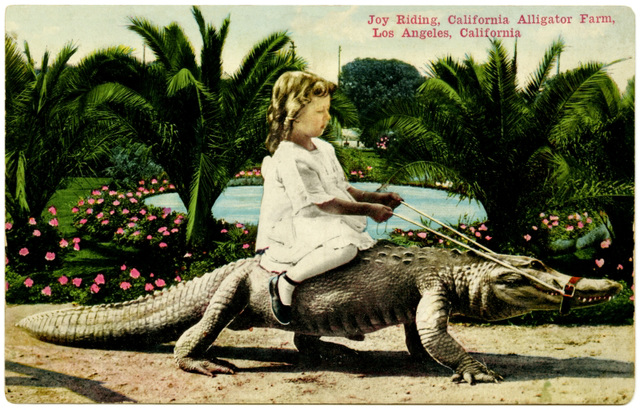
[265,71,336,154]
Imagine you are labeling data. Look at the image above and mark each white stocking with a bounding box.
[277,244,358,305]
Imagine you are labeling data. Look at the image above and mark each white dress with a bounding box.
[256,138,375,272]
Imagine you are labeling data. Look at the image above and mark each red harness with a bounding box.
[560,276,583,315]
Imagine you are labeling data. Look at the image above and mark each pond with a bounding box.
[144,182,487,240]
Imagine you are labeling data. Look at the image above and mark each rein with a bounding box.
[393,203,583,312]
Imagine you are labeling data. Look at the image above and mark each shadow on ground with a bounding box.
[5,361,136,403]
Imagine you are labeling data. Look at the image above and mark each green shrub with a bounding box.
[5,178,257,305]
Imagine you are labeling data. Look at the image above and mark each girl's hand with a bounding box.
[368,204,394,223]
[380,192,403,209]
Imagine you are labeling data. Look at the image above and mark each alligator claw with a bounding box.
[452,367,503,385]
[177,357,238,377]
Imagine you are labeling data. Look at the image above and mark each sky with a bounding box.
[4,1,636,90]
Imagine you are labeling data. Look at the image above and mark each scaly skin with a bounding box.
[17,243,622,384]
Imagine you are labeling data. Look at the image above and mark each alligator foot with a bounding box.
[176,357,239,377]
[451,361,503,385]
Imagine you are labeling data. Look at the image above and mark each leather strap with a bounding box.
[560,276,583,315]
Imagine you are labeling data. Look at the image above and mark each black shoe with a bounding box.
[268,275,291,325]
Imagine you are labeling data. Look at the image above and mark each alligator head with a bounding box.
[476,253,623,321]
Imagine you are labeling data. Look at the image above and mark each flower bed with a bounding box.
[5,178,257,305]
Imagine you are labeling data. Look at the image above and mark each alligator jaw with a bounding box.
[562,277,623,310]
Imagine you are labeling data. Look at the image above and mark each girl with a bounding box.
[256,71,402,325]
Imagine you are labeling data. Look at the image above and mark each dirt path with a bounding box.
[4,304,635,404]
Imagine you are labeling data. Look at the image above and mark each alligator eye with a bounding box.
[528,260,545,270]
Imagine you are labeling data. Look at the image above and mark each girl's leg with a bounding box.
[269,244,357,325]
[278,244,358,305]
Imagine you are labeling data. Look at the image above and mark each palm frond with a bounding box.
[523,37,564,104]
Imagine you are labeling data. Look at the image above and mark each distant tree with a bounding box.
[339,58,423,142]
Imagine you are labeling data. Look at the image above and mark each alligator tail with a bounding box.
[16,258,255,349]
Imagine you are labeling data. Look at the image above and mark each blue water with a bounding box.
[144,182,486,240]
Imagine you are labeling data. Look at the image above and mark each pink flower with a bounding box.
[88,198,95,205]
[73,237,81,243]
[600,239,611,249]
[59,238,69,248]
[151,178,158,184]
[140,209,147,215]
[48,218,59,227]
[417,232,427,239]
[121,264,127,271]
[236,223,244,228]
[48,206,57,215]
[41,286,52,296]
[532,226,538,231]
[94,274,105,285]
[146,235,153,240]
[44,252,56,261]
[595,259,605,268]
[28,217,37,225]
[577,222,584,229]
[120,282,131,290]
[96,212,104,219]
[116,227,125,234]
[19,247,29,256]
[484,236,492,241]
[72,277,83,287]
[147,215,157,221]
[79,218,88,225]
[163,231,170,236]
[566,226,574,231]
[130,198,138,204]
[132,230,141,236]
[113,200,120,206]
[459,224,467,230]
[617,264,624,270]
[5,222,12,230]
[145,283,154,291]
[91,284,100,293]
[221,229,228,234]
[155,279,166,287]
[243,243,250,249]
[175,276,182,282]
[478,224,488,231]
[58,275,69,285]
[24,278,34,288]
[524,234,532,242]
[130,268,141,279]
[86,208,93,215]
[73,243,80,251]
[71,207,79,213]
[158,227,167,232]
[33,230,41,237]
[101,219,109,225]
[159,242,168,248]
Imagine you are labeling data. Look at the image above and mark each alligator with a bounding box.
[17,242,622,384]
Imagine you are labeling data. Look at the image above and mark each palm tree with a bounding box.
[114,6,359,245]
[368,38,633,246]
[4,35,131,227]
